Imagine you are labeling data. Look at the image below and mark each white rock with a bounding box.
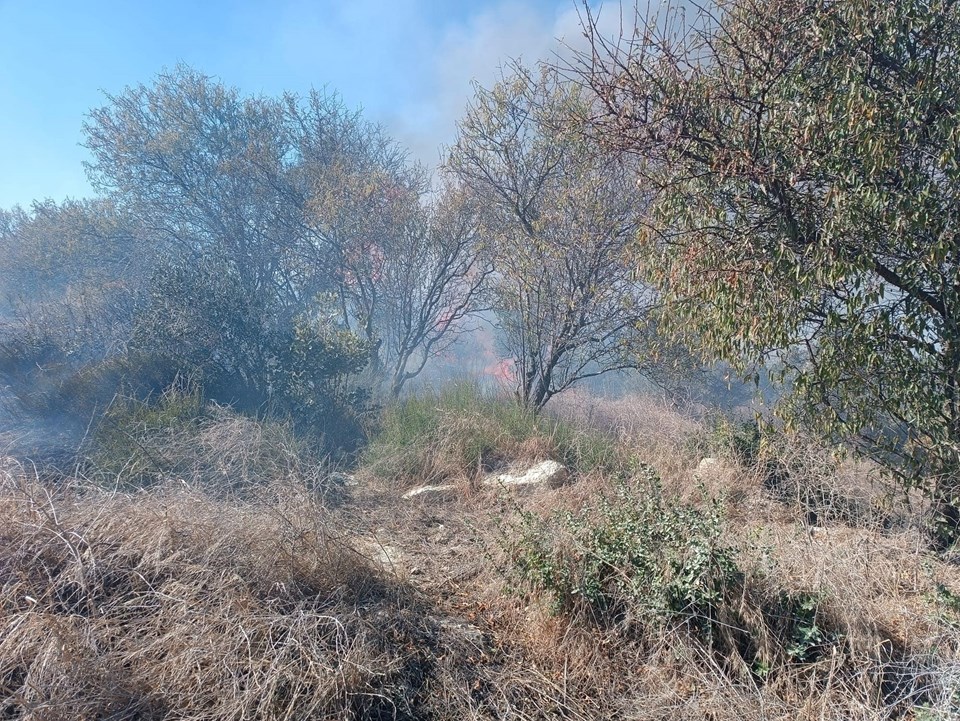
[401,483,458,500]
[483,460,569,489]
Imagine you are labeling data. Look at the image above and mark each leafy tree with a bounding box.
[580,0,960,543]
[305,146,491,396]
[85,65,485,399]
[0,198,148,310]
[85,65,328,313]
[448,65,658,410]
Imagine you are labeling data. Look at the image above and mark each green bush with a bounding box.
[504,466,739,638]
[362,383,628,484]
[501,465,845,678]
[131,255,372,452]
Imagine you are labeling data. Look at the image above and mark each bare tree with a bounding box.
[377,184,493,396]
[448,64,657,410]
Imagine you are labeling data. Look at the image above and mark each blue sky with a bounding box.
[0,0,604,209]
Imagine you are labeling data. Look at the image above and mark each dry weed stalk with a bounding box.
[0,467,437,720]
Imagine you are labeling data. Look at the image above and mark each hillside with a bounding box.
[2,388,959,720]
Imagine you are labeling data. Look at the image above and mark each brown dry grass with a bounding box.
[549,390,703,485]
[4,391,960,720]
[0,463,470,720]
[88,401,336,497]
[363,392,960,720]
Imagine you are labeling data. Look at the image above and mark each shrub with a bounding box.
[501,465,848,682]
[706,415,764,466]
[130,255,372,450]
[362,383,629,485]
[86,383,331,494]
[504,466,740,638]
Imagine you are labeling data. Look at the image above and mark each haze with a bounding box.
[0,0,600,208]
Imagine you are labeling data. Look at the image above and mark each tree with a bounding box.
[305,146,491,397]
[448,65,657,411]
[84,65,486,399]
[579,0,960,543]
[375,185,493,397]
[0,199,147,306]
[84,65,328,315]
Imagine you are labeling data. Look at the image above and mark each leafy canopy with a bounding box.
[582,0,960,505]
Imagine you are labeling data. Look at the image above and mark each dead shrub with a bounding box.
[754,429,910,530]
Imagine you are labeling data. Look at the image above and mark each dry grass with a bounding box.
[549,390,703,485]
[0,463,462,720]
[424,393,960,719]
[88,398,336,497]
[4,389,960,720]
[360,384,630,499]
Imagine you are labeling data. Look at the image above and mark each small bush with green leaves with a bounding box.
[504,466,740,639]
[89,381,204,486]
[362,382,628,485]
[502,465,848,680]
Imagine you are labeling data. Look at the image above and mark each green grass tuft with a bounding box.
[362,382,630,485]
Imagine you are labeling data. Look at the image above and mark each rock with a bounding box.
[401,483,458,500]
[354,535,405,571]
[483,460,569,490]
[694,457,733,479]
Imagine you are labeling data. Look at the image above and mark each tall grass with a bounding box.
[85,385,332,496]
[0,473,440,720]
[361,382,628,487]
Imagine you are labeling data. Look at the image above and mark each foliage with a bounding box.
[130,253,371,449]
[370,184,493,397]
[88,381,205,486]
[362,382,627,484]
[505,468,740,637]
[448,64,659,411]
[503,466,846,681]
[707,416,764,467]
[0,200,150,426]
[581,0,960,542]
[0,198,148,309]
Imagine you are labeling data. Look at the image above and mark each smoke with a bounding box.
[384,1,628,168]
